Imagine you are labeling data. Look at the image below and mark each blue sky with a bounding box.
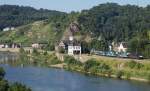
[0,0,150,12]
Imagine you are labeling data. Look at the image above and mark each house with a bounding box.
[32,43,40,49]
[3,27,15,31]
[0,44,5,48]
[113,42,128,53]
[59,41,66,49]
[68,36,81,55]
[3,27,10,31]
[11,43,21,48]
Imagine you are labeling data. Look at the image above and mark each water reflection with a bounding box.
[0,52,18,63]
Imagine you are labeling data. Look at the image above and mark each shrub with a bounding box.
[43,51,48,55]
[124,72,131,80]
[0,67,5,80]
[84,59,99,71]
[0,79,9,91]
[116,70,124,79]
[127,61,137,69]
[134,63,144,69]
[84,59,112,75]
[64,56,82,66]
[32,48,39,55]
[95,62,112,75]
[58,47,65,53]
[8,82,31,91]
[0,67,32,91]
[126,61,143,69]
[147,74,150,83]
[50,58,61,65]
[19,48,25,54]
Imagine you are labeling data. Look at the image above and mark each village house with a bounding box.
[113,42,128,53]
[58,41,66,49]
[67,36,81,55]
[0,43,21,48]
[3,27,15,31]
[11,43,21,48]
[32,43,41,49]
[0,44,5,48]
[31,42,47,49]
[57,36,82,55]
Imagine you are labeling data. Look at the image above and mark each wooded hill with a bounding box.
[0,5,66,30]
[0,3,149,58]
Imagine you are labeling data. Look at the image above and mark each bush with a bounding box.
[0,67,32,91]
[0,67,5,80]
[116,70,124,79]
[58,47,65,53]
[124,72,131,80]
[127,61,137,69]
[126,61,143,69]
[84,59,99,71]
[147,74,150,83]
[43,51,48,55]
[19,48,25,54]
[84,59,112,74]
[50,57,61,65]
[64,56,82,66]
[0,79,9,91]
[32,48,39,55]
[8,82,31,91]
[98,63,111,73]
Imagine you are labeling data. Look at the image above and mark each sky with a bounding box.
[0,0,150,12]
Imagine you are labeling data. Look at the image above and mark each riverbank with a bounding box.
[48,55,150,83]
[2,64,150,91]
[49,63,149,82]
[17,49,150,83]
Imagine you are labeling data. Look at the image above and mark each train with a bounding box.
[93,51,144,59]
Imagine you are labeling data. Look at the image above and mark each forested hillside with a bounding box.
[77,3,150,57]
[0,3,149,58]
[0,5,66,30]
[78,3,150,42]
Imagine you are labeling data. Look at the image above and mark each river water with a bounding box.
[0,52,150,91]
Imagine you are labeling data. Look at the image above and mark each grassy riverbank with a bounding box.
[62,56,150,82]
[18,49,150,82]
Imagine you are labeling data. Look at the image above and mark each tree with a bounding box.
[0,67,5,80]
[8,83,31,91]
[0,67,32,91]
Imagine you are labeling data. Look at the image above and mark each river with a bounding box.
[0,52,150,91]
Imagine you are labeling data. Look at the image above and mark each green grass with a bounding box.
[0,21,66,45]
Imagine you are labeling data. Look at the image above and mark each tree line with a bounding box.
[77,3,150,58]
[0,5,66,30]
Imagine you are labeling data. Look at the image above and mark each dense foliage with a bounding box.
[0,5,66,30]
[64,56,82,66]
[0,3,149,57]
[0,67,31,91]
[78,3,150,42]
[78,3,150,57]
[64,58,150,81]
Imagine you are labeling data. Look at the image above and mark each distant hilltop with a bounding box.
[0,5,66,30]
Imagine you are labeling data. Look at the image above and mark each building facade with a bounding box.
[68,36,81,55]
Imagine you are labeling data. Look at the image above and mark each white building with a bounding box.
[32,43,40,49]
[0,44,5,48]
[68,36,81,55]
[3,27,10,31]
[3,27,15,31]
[117,42,128,52]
